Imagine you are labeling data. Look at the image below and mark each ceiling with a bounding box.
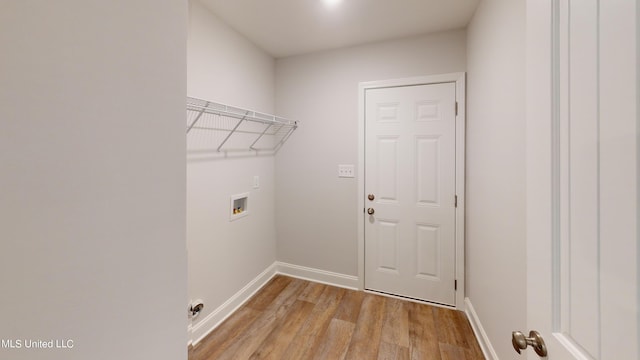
[199,0,480,58]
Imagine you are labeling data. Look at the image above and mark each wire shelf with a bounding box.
[186,97,297,153]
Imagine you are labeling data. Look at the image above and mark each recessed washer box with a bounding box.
[230,193,249,221]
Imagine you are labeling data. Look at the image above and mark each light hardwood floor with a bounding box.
[189,275,484,360]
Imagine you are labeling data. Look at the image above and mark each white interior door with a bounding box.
[364,82,457,306]
[525,1,638,359]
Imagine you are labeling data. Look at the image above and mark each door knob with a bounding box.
[512,330,547,357]
[367,208,375,215]
[368,194,375,201]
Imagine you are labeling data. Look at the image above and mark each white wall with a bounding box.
[275,31,467,276]
[186,0,277,342]
[0,1,187,359]
[466,0,526,358]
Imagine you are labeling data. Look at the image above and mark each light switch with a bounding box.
[253,176,260,189]
[338,164,355,178]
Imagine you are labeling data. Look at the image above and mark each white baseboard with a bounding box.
[188,263,277,345]
[275,261,359,290]
[464,297,499,360]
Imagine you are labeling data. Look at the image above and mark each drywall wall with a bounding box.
[275,30,466,276]
[466,0,526,358]
[0,1,188,359]
[186,0,276,342]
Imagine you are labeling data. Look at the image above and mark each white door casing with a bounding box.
[358,73,466,308]
[526,1,638,359]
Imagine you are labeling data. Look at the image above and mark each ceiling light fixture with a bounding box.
[323,0,343,7]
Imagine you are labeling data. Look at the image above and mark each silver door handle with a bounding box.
[512,330,547,357]
[367,208,375,215]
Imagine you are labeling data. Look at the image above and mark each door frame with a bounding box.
[357,73,466,309]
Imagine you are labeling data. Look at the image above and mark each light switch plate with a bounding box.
[338,164,355,178]
[253,176,260,189]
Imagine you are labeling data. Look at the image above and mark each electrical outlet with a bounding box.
[338,164,355,178]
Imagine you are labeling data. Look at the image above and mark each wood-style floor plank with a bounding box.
[378,342,411,360]
[434,306,470,347]
[188,306,262,360]
[407,302,441,360]
[207,278,306,360]
[243,276,292,311]
[248,300,315,360]
[344,293,386,359]
[440,342,475,360]
[381,297,410,348]
[188,275,485,360]
[311,318,355,360]
[280,285,346,359]
[433,306,485,359]
[333,288,364,323]
[297,281,326,304]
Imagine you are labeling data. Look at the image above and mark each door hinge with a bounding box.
[455,280,458,291]
[454,195,458,208]
[455,102,458,116]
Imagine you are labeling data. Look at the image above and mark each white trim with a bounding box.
[188,263,277,345]
[275,261,359,290]
[357,73,467,309]
[357,83,366,290]
[464,298,498,360]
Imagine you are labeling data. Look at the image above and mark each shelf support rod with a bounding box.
[217,111,250,152]
[186,101,209,134]
[249,123,273,150]
[273,124,297,152]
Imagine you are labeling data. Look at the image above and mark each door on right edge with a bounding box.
[526,0,638,359]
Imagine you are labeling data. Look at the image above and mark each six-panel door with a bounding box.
[364,83,457,305]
